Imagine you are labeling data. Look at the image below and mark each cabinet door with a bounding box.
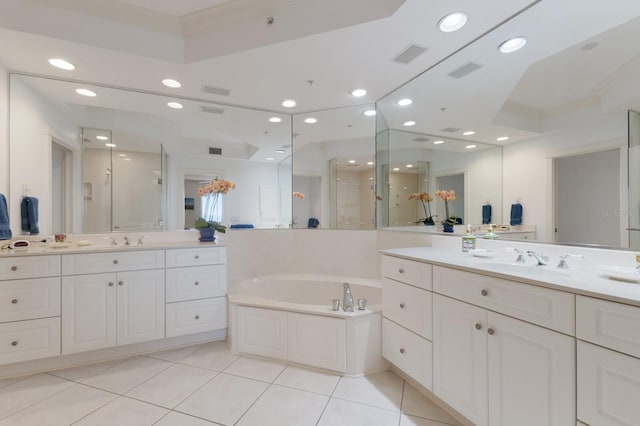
[62,273,117,354]
[433,294,488,426]
[488,312,575,426]
[116,269,165,345]
[236,306,288,360]
[288,312,346,372]
[578,340,640,426]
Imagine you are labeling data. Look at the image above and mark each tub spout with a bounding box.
[343,283,354,312]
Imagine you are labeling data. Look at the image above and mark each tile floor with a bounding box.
[0,341,463,426]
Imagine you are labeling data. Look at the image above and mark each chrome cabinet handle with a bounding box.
[399,303,405,309]
[195,315,200,320]
[11,341,18,346]
[399,348,405,354]
[118,281,124,286]
[108,282,114,287]
[113,260,119,265]
[481,289,488,296]
[398,268,405,274]
[11,266,17,271]
[11,299,18,304]
[487,328,495,335]
[194,281,199,286]
[195,255,200,260]
[475,323,482,330]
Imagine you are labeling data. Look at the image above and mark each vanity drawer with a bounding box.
[382,278,432,340]
[62,250,164,275]
[0,256,60,280]
[166,247,226,268]
[0,277,60,323]
[433,266,575,335]
[166,265,227,303]
[577,296,640,358]
[166,297,227,337]
[382,318,432,391]
[381,255,432,290]
[0,317,61,365]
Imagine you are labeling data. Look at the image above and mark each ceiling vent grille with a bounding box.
[440,127,460,133]
[209,147,222,155]
[200,105,225,115]
[412,137,430,142]
[202,85,231,96]
[393,44,428,64]
[448,62,483,79]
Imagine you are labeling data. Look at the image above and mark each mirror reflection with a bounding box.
[376,2,640,248]
[292,105,376,229]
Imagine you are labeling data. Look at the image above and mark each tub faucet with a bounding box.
[343,283,354,312]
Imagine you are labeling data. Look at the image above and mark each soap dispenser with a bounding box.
[462,225,477,252]
[484,224,498,239]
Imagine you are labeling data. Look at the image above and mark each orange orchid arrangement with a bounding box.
[436,190,457,226]
[409,192,436,225]
[194,178,236,233]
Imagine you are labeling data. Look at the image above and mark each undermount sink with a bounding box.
[596,265,640,283]
[477,262,570,279]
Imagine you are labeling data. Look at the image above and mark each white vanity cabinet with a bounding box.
[576,296,640,426]
[61,252,165,354]
[0,255,61,365]
[165,247,227,338]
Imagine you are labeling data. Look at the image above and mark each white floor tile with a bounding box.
[0,374,75,420]
[236,385,328,426]
[175,373,268,425]
[126,363,217,409]
[318,398,400,426]
[223,356,286,383]
[332,370,404,411]
[145,344,206,363]
[179,341,239,372]
[0,383,116,426]
[48,359,126,382]
[154,411,220,426]
[274,365,340,396]
[400,414,455,426]
[82,356,172,394]
[402,384,461,425]
[0,376,29,391]
[73,396,168,426]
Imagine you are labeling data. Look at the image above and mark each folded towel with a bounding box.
[307,218,319,228]
[20,196,39,235]
[230,224,255,229]
[510,203,523,226]
[0,194,11,240]
[482,204,492,224]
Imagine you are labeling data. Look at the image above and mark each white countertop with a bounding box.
[381,246,640,307]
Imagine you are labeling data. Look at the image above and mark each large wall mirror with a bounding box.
[9,74,292,234]
[377,1,640,249]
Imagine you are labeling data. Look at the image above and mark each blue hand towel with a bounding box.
[20,196,39,235]
[0,194,11,240]
[307,218,319,228]
[482,204,492,224]
[510,203,523,226]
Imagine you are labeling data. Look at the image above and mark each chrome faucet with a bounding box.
[123,236,131,246]
[557,254,584,269]
[343,283,354,312]
[527,250,549,266]
[508,248,526,263]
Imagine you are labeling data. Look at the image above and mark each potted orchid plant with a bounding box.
[436,189,457,232]
[409,192,437,225]
[194,178,236,240]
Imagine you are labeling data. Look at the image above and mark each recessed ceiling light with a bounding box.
[433,140,445,145]
[351,88,367,97]
[105,143,116,148]
[118,154,127,157]
[462,130,475,136]
[282,99,296,108]
[96,135,109,141]
[393,167,400,171]
[496,136,510,141]
[397,98,413,106]
[48,58,75,70]
[498,37,527,54]
[406,164,414,168]
[124,158,131,161]
[367,161,374,165]
[348,160,356,164]
[266,157,275,161]
[438,12,467,33]
[403,121,416,127]
[162,78,182,88]
[304,117,317,124]
[465,144,477,149]
[363,109,377,116]
[275,149,286,154]
[167,101,183,109]
[269,117,282,123]
[75,88,96,97]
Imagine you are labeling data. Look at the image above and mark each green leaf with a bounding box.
[194,217,209,228]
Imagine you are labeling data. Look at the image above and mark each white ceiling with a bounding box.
[112,0,235,17]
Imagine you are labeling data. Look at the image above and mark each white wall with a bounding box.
[0,65,8,198]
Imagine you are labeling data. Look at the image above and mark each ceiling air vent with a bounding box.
[200,105,225,115]
[202,85,231,96]
[448,62,482,79]
[209,147,222,155]
[393,44,428,64]
[412,137,430,142]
